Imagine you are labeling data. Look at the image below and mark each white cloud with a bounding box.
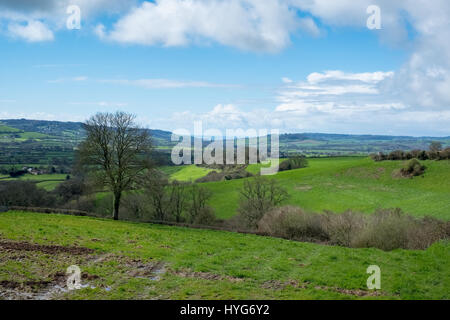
[47,76,88,83]
[306,71,394,84]
[98,0,309,52]
[7,20,54,42]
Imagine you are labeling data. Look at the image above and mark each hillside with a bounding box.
[0,211,448,300]
[0,119,174,165]
[1,118,449,165]
[204,157,450,220]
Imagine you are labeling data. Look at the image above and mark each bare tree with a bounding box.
[78,111,152,220]
[168,180,188,223]
[238,175,289,228]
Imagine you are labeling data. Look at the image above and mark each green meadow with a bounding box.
[0,211,448,300]
[202,157,450,220]
[169,165,214,182]
[2,173,69,191]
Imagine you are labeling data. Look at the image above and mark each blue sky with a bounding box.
[0,0,449,136]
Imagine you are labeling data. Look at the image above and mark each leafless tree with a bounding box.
[78,111,152,220]
[238,175,289,228]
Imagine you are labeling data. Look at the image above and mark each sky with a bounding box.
[0,0,449,136]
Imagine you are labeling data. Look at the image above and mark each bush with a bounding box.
[400,158,425,177]
[279,156,308,171]
[0,181,57,207]
[192,206,217,225]
[258,206,328,242]
[323,210,365,247]
[352,209,410,251]
[255,206,448,251]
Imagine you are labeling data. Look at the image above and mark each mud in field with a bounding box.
[0,240,95,255]
[260,279,383,297]
[0,271,70,300]
[171,269,243,283]
[0,239,170,300]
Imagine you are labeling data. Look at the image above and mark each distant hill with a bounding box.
[0,118,449,165]
[0,119,173,144]
[0,119,174,166]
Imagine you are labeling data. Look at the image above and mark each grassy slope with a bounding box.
[2,174,69,191]
[205,157,450,220]
[0,125,21,133]
[0,211,448,300]
[170,165,213,182]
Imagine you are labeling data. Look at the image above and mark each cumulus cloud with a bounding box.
[160,69,449,136]
[0,0,132,42]
[288,0,450,110]
[97,0,314,52]
[7,20,54,42]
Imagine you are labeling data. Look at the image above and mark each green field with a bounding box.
[0,211,448,300]
[2,173,69,191]
[0,125,21,133]
[204,157,450,220]
[170,165,214,182]
[36,180,65,191]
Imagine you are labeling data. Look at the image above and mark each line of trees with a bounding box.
[371,141,450,161]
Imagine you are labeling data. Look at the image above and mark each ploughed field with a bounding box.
[0,211,448,300]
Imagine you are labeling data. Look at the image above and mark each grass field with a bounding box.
[0,125,21,133]
[170,165,213,182]
[2,174,69,191]
[204,157,450,220]
[36,180,65,191]
[0,211,448,300]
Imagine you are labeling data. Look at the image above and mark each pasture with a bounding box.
[203,157,450,220]
[0,211,448,300]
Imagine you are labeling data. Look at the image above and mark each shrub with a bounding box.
[352,209,410,251]
[0,181,57,207]
[438,147,450,160]
[323,210,365,247]
[279,156,308,171]
[192,206,217,225]
[255,206,448,251]
[258,206,328,242]
[400,158,425,177]
[196,171,223,183]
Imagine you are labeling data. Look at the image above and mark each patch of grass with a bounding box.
[18,132,52,140]
[0,125,21,133]
[36,181,64,191]
[170,165,213,182]
[158,165,184,176]
[4,174,68,181]
[0,211,448,300]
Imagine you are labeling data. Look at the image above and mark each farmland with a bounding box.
[0,211,448,300]
[201,157,450,220]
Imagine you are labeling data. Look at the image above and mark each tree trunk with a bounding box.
[113,191,121,221]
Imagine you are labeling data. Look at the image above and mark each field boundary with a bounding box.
[3,205,262,236]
